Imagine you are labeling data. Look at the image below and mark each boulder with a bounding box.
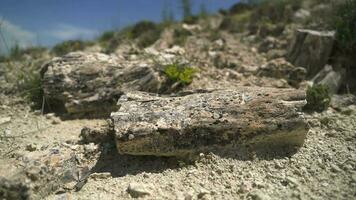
[112,87,308,157]
[287,29,335,78]
[257,58,306,87]
[311,65,345,94]
[41,52,163,117]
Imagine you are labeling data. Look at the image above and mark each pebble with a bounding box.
[197,188,210,199]
[127,183,151,198]
[84,143,97,154]
[26,144,38,152]
[330,164,342,173]
[286,176,299,186]
[89,172,111,180]
[0,117,11,125]
[249,190,270,200]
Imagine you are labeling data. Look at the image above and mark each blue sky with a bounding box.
[0,0,239,54]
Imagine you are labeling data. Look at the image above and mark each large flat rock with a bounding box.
[41,52,163,117]
[112,87,309,157]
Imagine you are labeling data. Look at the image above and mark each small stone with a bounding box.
[0,117,11,125]
[89,172,111,180]
[249,190,270,200]
[127,183,151,198]
[52,118,61,125]
[197,188,210,199]
[26,144,37,152]
[45,113,55,119]
[351,174,356,183]
[84,143,98,154]
[330,164,342,173]
[239,181,253,193]
[4,129,11,136]
[286,176,299,186]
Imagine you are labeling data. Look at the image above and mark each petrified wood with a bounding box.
[111,87,309,157]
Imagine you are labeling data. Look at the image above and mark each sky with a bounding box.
[0,0,239,54]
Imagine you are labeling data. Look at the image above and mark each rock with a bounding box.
[0,177,30,200]
[249,190,271,200]
[26,144,38,152]
[311,65,346,94]
[287,29,335,78]
[83,143,98,154]
[112,87,308,157]
[41,52,163,117]
[80,124,113,144]
[197,188,210,199]
[257,58,306,87]
[0,117,11,125]
[89,172,111,180]
[293,9,311,23]
[330,164,342,173]
[266,49,287,61]
[127,183,151,198]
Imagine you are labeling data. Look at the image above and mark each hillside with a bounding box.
[0,0,355,199]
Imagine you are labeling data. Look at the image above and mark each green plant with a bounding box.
[129,21,163,48]
[52,40,86,56]
[220,10,252,33]
[164,62,198,85]
[99,31,115,43]
[304,84,331,112]
[130,21,157,39]
[333,0,356,54]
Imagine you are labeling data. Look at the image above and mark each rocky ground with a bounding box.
[1,92,355,200]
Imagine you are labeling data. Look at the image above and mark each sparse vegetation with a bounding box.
[164,62,198,85]
[52,40,87,56]
[173,27,192,46]
[304,84,331,112]
[333,0,356,55]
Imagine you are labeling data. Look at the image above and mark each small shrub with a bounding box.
[164,62,198,85]
[220,10,252,33]
[129,21,163,48]
[99,31,115,43]
[52,40,86,56]
[183,15,199,24]
[173,27,192,46]
[304,84,331,112]
[130,21,158,39]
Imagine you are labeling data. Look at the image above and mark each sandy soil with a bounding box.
[1,94,355,200]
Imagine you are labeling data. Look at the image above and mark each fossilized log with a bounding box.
[287,29,335,78]
[112,87,309,157]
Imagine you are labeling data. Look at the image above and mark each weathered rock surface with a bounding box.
[112,87,308,157]
[41,52,163,117]
[311,65,346,94]
[257,58,306,87]
[287,29,335,78]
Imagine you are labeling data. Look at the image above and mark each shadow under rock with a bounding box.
[89,148,180,178]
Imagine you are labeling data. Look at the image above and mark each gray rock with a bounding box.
[112,87,308,157]
[258,58,306,87]
[0,117,11,125]
[311,65,346,94]
[41,52,163,117]
[287,29,335,78]
[127,183,151,198]
[249,190,271,200]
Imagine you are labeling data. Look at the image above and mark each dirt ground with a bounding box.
[0,93,355,200]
